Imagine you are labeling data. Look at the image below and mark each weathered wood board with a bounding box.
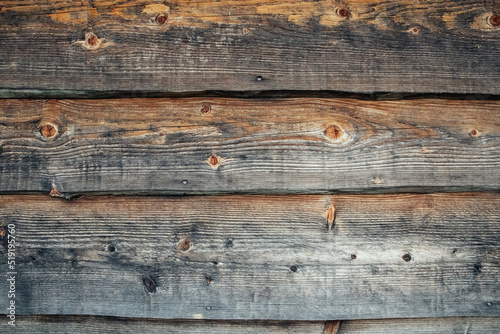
[0,0,499,95]
[1,98,499,195]
[6,316,500,334]
[0,193,498,320]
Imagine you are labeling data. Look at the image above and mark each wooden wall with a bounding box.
[0,0,499,333]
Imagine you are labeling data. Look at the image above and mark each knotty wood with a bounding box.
[1,98,499,195]
[0,0,499,95]
[0,193,498,320]
[8,316,500,333]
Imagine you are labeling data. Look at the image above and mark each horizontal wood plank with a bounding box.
[339,317,500,333]
[0,0,499,94]
[7,316,500,333]
[1,98,499,195]
[0,193,498,320]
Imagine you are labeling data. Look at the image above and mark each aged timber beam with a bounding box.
[6,316,500,334]
[0,0,499,95]
[0,98,499,195]
[0,193,498,320]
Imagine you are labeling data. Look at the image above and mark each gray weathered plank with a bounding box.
[0,316,328,333]
[1,98,499,195]
[339,317,500,333]
[0,0,499,95]
[6,316,500,334]
[0,193,498,320]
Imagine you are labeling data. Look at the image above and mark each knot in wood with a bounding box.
[87,33,98,47]
[82,32,103,50]
[325,125,345,140]
[178,237,192,252]
[207,154,224,169]
[156,13,168,25]
[337,8,350,18]
[470,129,480,137]
[489,14,500,27]
[143,276,157,293]
[40,124,57,138]
[201,103,211,114]
[210,155,219,166]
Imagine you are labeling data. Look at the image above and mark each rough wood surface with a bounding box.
[1,98,499,195]
[0,0,499,95]
[0,193,498,320]
[6,316,500,333]
[339,317,500,333]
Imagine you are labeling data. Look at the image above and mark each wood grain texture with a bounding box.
[0,316,327,333]
[6,316,500,333]
[1,98,499,195]
[0,193,498,320]
[0,0,499,94]
[338,317,500,333]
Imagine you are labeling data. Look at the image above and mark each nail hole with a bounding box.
[143,276,157,293]
[256,76,263,81]
[451,248,457,254]
[351,254,357,260]
[337,8,350,18]
[206,306,211,310]
[0,227,5,238]
[108,244,116,253]
[182,180,188,184]
[225,239,233,247]
[212,261,218,265]
[242,28,249,34]
[470,129,480,137]
[290,265,298,272]
[178,237,192,252]
[487,302,492,306]
[373,177,381,184]
[402,253,412,262]
[205,275,212,285]
[411,27,419,34]
[156,13,168,25]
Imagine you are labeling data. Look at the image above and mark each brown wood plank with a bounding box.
[1,98,499,195]
[7,316,500,333]
[0,193,498,320]
[0,0,499,94]
[339,317,500,333]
